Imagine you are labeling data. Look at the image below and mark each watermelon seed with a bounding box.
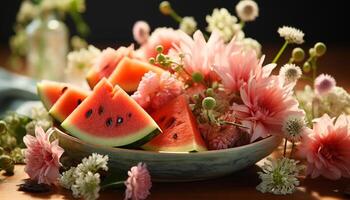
[77,99,82,105]
[61,86,68,94]
[98,106,104,115]
[172,133,178,140]
[85,109,93,118]
[106,118,113,127]
[127,113,132,118]
[116,116,123,125]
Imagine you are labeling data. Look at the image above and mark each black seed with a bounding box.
[172,133,178,140]
[98,106,104,115]
[85,109,93,118]
[106,118,113,127]
[116,116,123,125]
[77,99,82,105]
[127,113,132,118]
[61,86,68,94]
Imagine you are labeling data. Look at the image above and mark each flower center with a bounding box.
[318,145,334,160]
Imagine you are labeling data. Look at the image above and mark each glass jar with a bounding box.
[26,12,68,81]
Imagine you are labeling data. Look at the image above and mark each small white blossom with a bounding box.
[206,8,241,42]
[25,105,53,135]
[257,157,304,195]
[76,153,109,174]
[279,64,302,84]
[16,1,38,23]
[237,37,261,56]
[314,74,336,96]
[71,172,100,200]
[278,26,304,44]
[59,167,76,189]
[318,86,350,117]
[179,16,197,35]
[67,45,101,73]
[282,116,306,142]
[236,0,259,22]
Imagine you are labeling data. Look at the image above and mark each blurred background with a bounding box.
[0,0,349,83]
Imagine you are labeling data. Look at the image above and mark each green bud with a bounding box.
[309,48,316,57]
[0,155,14,174]
[211,81,219,89]
[202,97,216,110]
[314,42,326,57]
[205,88,214,97]
[0,121,7,135]
[159,1,172,15]
[0,147,4,155]
[292,47,305,62]
[156,53,166,63]
[10,148,24,164]
[192,72,204,83]
[192,94,200,101]
[149,57,155,64]
[156,45,164,53]
[303,62,311,73]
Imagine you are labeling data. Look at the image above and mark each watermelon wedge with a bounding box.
[49,88,90,122]
[61,78,161,147]
[142,95,207,152]
[108,57,164,93]
[37,80,70,110]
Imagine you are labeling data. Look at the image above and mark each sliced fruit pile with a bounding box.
[37,58,207,152]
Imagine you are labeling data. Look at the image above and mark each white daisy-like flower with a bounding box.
[67,45,101,73]
[279,64,302,85]
[319,86,350,117]
[206,8,241,42]
[282,116,306,142]
[71,171,100,200]
[76,153,109,174]
[314,74,336,96]
[235,0,259,22]
[237,37,261,56]
[59,167,76,189]
[257,157,304,195]
[278,26,305,44]
[25,105,53,135]
[179,16,197,35]
[16,1,38,23]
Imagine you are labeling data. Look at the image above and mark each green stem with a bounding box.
[290,142,295,158]
[169,10,182,23]
[240,21,245,29]
[219,121,249,129]
[283,139,287,157]
[300,75,313,82]
[311,57,318,82]
[101,181,125,190]
[272,41,289,64]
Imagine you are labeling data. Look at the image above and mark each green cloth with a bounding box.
[0,68,38,116]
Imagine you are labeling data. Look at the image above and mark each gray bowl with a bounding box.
[53,128,282,182]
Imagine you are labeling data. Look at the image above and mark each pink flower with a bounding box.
[23,127,64,185]
[136,28,181,61]
[299,114,350,180]
[232,76,305,142]
[131,71,183,110]
[133,21,150,45]
[314,74,336,95]
[124,163,152,200]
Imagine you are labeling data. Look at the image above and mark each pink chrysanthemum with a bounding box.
[23,127,64,185]
[131,71,183,110]
[314,74,336,95]
[299,114,350,180]
[133,21,150,45]
[136,28,181,61]
[231,76,305,142]
[124,163,152,200]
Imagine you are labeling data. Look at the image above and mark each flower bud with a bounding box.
[205,88,214,97]
[314,42,326,57]
[156,53,166,63]
[202,97,216,110]
[159,1,172,15]
[0,121,7,135]
[192,72,204,83]
[309,48,316,57]
[0,147,4,155]
[292,47,305,62]
[149,57,155,64]
[156,45,164,53]
[0,155,14,174]
[303,62,311,73]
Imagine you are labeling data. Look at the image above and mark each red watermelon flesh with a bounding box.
[61,78,161,147]
[49,88,90,123]
[37,80,70,110]
[142,95,207,152]
[86,46,134,89]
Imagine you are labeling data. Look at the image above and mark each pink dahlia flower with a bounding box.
[131,71,183,110]
[299,114,350,180]
[23,127,64,185]
[136,27,181,61]
[133,21,150,45]
[314,74,336,96]
[232,76,305,142]
[124,163,152,200]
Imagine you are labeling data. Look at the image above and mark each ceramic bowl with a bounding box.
[53,128,282,182]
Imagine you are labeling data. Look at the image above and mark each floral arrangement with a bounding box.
[2,1,350,200]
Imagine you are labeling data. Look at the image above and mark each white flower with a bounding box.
[282,116,306,142]
[318,86,350,117]
[59,167,76,189]
[76,153,109,174]
[236,0,259,22]
[279,64,302,84]
[278,26,304,44]
[206,8,241,42]
[25,105,53,135]
[180,16,197,35]
[16,1,38,23]
[257,157,304,195]
[71,171,100,200]
[67,45,101,73]
[237,37,261,56]
[314,74,336,95]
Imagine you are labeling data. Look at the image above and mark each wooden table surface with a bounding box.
[1,45,350,199]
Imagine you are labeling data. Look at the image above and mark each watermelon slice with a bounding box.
[108,57,164,93]
[142,95,207,152]
[37,80,70,110]
[61,78,161,147]
[49,88,90,122]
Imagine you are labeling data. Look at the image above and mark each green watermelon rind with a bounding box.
[142,142,207,153]
[37,82,53,110]
[61,120,161,147]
